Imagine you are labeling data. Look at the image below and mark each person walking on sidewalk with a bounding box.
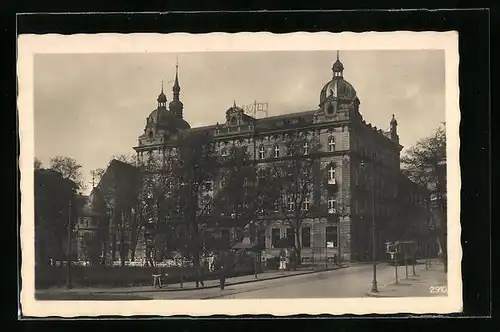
[195,256,205,289]
[219,260,226,290]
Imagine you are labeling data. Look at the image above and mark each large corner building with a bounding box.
[128,52,432,263]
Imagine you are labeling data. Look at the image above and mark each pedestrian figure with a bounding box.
[196,255,205,288]
[219,260,226,290]
[333,254,338,266]
[279,249,286,274]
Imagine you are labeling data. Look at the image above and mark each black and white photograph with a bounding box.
[19,32,461,316]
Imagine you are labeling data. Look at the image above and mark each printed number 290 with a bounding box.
[429,286,447,294]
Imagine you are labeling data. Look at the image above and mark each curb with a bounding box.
[47,265,349,295]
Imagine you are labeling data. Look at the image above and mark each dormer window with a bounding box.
[328,136,336,152]
[148,130,154,138]
[274,145,280,158]
[231,116,238,126]
[327,104,334,114]
[259,145,265,159]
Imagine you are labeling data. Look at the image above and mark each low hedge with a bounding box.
[35,265,256,289]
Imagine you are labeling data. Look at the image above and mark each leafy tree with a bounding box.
[34,158,43,170]
[34,168,79,266]
[401,124,447,269]
[169,132,221,284]
[137,153,176,267]
[49,156,85,190]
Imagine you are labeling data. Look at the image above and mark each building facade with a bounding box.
[132,52,430,263]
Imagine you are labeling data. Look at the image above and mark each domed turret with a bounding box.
[157,81,167,107]
[319,51,357,106]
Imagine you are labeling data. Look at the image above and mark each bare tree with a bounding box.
[269,133,322,264]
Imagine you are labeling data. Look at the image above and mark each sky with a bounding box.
[34,50,445,193]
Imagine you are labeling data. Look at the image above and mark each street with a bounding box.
[35,261,447,300]
[128,262,444,300]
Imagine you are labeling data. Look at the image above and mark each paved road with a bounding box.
[134,263,401,300]
[38,263,438,300]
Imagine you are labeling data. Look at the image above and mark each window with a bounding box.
[220,177,226,189]
[328,136,336,152]
[273,200,280,212]
[274,145,280,158]
[328,166,336,182]
[221,148,227,158]
[243,177,248,187]
[326,226,338,247]
[259,145,265,159]
[327,104,334,114]
[287,197,295,211]
[328,197,336,210]
[302,196,311,211]
[303,141,309,155]
[271,228,280,248]
[286,228,294,241]
[301,227,311,248]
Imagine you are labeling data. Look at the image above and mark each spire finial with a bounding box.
[172,59,181,100]
[337,50,340,60]
[161,80,164,93]
[233,99,236,107]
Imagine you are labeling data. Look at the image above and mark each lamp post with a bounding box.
[361,160,378,293]
[66,197,73,289]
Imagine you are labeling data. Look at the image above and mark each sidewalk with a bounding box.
[36,263,349,296]
[366,260,447,298]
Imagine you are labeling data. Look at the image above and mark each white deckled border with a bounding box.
[18,31,461,317]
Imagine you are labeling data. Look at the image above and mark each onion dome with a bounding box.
[319,51,357,105]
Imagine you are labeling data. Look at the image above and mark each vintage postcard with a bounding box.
[18,31,462,317]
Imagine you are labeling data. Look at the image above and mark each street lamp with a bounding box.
[361,160,378,293]
[67,197,73,289]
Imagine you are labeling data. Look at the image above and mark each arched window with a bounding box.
[148,130,153,138]
[328,136,336,152]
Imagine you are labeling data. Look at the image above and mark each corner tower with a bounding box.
[169,61,184,120]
